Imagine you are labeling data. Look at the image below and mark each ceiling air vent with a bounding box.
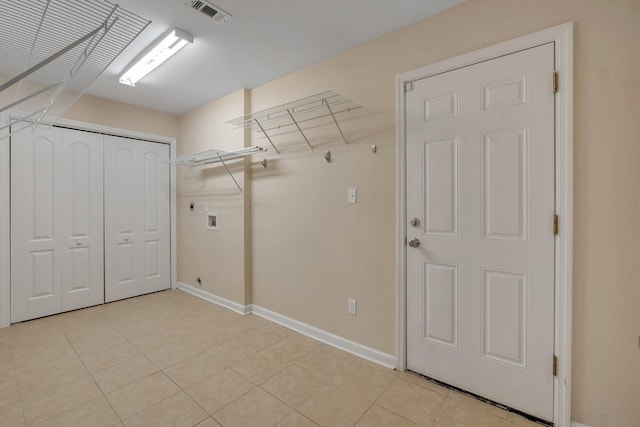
[185,0,231,25]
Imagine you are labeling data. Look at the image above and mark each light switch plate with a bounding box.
[348,188,357,204]
[347,298,357,315]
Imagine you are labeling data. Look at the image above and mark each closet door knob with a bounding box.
[408,238,420,248]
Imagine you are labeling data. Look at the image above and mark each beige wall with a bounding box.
[243,1,640,426]
[64,93,179,138]
[176,89,251,305]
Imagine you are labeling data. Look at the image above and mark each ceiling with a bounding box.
[39,0,467,115]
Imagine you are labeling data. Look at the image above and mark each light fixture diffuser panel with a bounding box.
[119,28,193,87]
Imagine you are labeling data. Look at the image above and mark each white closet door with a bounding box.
[60,129,104,311]
[11,127,63,322]
[11,127,104,322]
[104,136,170,302]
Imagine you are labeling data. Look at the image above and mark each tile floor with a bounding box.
[0,290,543,427]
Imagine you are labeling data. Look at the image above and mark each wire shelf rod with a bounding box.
[167,146,265,167]
[167,146,265,192]
[226,91,360,129]
[226,91,360,152]
[0,23,105,93]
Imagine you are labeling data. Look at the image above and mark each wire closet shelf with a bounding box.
[167,146,266,192]
[226,90,361,153]
[0,0,149,139]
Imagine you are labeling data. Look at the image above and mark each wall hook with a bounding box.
[261,159,268,168]
[371,144,377,154]
[324,150,332,163]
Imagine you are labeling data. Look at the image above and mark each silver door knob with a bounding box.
[410,218,421,228]
[408,238,420,248]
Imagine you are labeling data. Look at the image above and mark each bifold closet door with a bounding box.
[104,136,170,302]
[11,128,104,323]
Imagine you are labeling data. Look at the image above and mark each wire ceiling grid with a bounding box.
[0,0,149,138]
[226,90,360,153]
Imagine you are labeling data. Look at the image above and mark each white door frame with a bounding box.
[396,23,573,426]
[0,114,178,328]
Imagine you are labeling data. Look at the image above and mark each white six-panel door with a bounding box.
[104,135,170,302]
[11,127,104,322]
[406,43,555,420]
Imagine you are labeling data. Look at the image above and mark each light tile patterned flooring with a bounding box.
[0,290,543,427]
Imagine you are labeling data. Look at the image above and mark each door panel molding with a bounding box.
[396,22,573,427]
[104,135,170,302]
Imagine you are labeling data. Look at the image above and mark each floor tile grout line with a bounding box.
[6,340,28,427]
[209,385,258,421]
[61,297,169,424]
[429,394,451,427]
[61,311,127,425]
[18,321,100,427]
[119,388,186,425]
[255,383,297,412]
[367,372,429,427]
[372,376,445,427]
[351,398,377,426]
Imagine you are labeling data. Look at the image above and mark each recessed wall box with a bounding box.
[206,212,218,230]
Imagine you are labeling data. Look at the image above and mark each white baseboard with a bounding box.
[251,304,397,369]
[571,422,591,427]
[177,282,251,315]
[175,284,397,369]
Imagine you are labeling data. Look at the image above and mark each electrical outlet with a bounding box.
[347,298,357,315]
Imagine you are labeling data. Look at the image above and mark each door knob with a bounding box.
[408,238,420,248]
[410,218,421,228]
[76,241,82,246]
[124,236,129,242]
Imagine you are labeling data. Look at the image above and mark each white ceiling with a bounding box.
[86,0,464,115]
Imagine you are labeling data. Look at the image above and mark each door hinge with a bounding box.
[405,82,414,92]
[553,214,559,235]
[553,354,558,376]
[553,71,559,93]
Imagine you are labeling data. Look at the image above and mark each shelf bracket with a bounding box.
[254,118,280,154]
[0,109,47,141]
[217,153,243,192]
[182,164,205,188]
[287,109,313,152]
[323,99,348,144]
[0,82,62,114]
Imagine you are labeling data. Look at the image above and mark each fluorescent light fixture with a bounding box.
[119,28,193,87]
